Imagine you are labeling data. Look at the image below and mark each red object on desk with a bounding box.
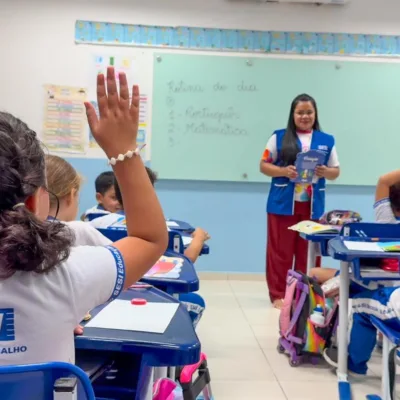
[381,258,399,272]
[131,298,147,305]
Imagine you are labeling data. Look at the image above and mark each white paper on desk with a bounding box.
[85,299,179,334]
[182,236,192,246]
[166,221,179,228]
[343,241,384,252]
[90,213,125,229]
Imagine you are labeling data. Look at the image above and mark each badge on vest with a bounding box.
[318,145,328,151]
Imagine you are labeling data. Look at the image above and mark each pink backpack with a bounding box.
[153,378,182,400]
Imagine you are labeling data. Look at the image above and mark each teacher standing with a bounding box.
[259,94,340,309]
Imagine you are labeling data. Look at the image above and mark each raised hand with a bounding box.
[84,67,140,158]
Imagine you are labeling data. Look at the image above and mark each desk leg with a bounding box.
[382,336,395,400]
[168,366,176,380]
[137,366,154,400]
[154,367,168,380]
[337,261,350,386]
[306,241,318,274]
[169,294,179,380]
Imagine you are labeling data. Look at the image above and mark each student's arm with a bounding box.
[184,228,210,263]
[85,68,168,289]
[373,170,400,223]
[259,134,297,179]
[375,170,400,202]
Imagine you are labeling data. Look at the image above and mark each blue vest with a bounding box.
[266,129,335,219]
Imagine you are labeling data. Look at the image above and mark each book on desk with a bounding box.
[344,240,400,253]
[290,220,341,234]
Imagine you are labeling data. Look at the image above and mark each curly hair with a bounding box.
[0,112,74,277]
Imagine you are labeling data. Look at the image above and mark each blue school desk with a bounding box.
[300,232,338,272]
[97,226,209,256]
[327,223,400,400]
[140,250,200,296]
[166,219,195,233]
[88,212,194,234]
[75,286,201,400]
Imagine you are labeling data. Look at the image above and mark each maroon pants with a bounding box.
[266,201,318,302]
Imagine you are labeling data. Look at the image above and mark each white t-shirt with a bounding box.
[262,132,340,202]
[0,245,125,365]
[83,205,110,222]
[66,221,112,246]
[89,213,126,230]
[374,198,400,224]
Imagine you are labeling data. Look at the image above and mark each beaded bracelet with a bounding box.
[107,144,146,166]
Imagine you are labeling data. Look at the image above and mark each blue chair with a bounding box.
[0,362,96,400]
[366,316,400,400]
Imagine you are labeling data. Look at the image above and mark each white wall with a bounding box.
[2,0,400,35]
[1,0,400,132]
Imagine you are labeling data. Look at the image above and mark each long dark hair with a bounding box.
[280,94,321,166]
[0,112,74,277]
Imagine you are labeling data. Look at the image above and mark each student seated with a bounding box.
[92,166,211,264]
[310,170,400,374]
[115,167,209,327]
[310,168,400,289]
[82,171,121,220]
[46,154,111,246]
[0,67,168,365]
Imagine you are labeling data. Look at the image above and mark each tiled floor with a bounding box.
[197,279,392,400]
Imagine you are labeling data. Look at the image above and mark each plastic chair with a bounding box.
[366,316,400,400]
[0,361,96,400]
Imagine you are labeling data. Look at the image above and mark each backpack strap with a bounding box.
[280,273,308,338]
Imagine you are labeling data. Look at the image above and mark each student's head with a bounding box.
[281,94,321,166]
[95,171,120,213]
[390,183,400,216]
[114,167,157,208]
[45,155,82,222]
[0,112,73,276]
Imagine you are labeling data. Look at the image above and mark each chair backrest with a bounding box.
[0,362,95,400]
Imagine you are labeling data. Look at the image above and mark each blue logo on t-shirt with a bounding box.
[0,308,15,341]
[0,308,28,355]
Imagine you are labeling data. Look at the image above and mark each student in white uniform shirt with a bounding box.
[45,154,111,247]
[0,67,168,366]
[82,171,121,221]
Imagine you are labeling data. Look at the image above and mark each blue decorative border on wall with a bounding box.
[75,20,400,57]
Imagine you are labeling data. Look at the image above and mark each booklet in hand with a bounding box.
[290,150,326,184]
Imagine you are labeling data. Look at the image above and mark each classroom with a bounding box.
[1,0,400,399]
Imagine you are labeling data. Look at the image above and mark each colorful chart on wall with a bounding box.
[42,85,88,154]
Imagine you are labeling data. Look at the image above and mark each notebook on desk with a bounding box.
[85,299,179,334]
[289,221,341,234]
[344,241,400,253]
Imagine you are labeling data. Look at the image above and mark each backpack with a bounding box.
[278,270,338,366]
[319,210,362,226]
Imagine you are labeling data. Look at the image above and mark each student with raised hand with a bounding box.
[0,67,168,365]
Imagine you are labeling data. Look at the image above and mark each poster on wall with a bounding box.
[42,85,88,154]
[87,54,152,161]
